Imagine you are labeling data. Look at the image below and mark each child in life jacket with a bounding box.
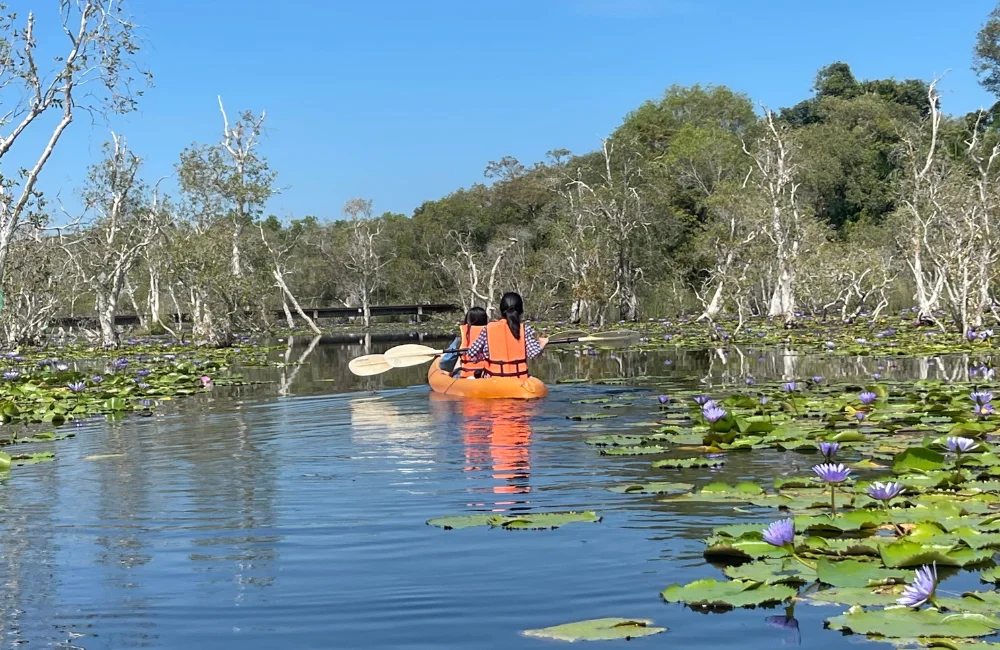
[439,307,489,377]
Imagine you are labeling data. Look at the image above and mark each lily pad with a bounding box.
[893,447,947,474]
[806,586,902,607]
[879,539,994,568]
[567,413,617,421]
[608,482,693,494]
[427,511,601,530]
[815,558,908,587]
[652,457,725,469]
[723,558,815,585]
[660,578,795,609]
[826,607,1000,638]
[522,618,666,642]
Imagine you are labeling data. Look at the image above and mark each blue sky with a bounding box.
[17,0,1000,221]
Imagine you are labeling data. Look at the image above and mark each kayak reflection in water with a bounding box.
[461,399,534,511]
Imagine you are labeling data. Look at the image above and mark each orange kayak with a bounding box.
[426,358,549,400]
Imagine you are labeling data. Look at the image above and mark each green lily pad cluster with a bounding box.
[585,377,1000,646]
[0,339,265,429]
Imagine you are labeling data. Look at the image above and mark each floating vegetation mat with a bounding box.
[580,378,1000,646]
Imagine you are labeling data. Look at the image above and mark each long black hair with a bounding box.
[499,292,524,340]
[465,306,488,326]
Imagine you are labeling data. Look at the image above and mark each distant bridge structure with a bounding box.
[53,303,462,328]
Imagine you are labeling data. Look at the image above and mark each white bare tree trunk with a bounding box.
[96,291,119,348]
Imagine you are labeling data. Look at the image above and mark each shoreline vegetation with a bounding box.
[7,5,1000,350]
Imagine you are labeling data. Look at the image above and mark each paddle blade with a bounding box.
[383,343,444,368]
[349,354,393,376]
[581,330,640,343]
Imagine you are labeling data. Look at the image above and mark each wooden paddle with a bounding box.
[348,330,639,376]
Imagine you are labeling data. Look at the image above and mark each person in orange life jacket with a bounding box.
[465,292,548,377]
[439,307,489,376]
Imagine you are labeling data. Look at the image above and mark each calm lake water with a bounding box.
[0,337,991,649]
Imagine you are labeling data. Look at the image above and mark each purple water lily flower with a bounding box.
[762,518,795,547]
[971,391,994,406]
[812,376,824,383]
[136,382,150,389]
[872,373,882,380]
[745,377,755,385]
[760,396,769,405]
[663,359,672,365]
[703,405,728,424]
[782,382,798,392]
[946,436,978,454]
[855,411,867,422]
[812,463,851,483]
[67,381,86,393]
[819,442,839,461]
[136,369,152,378]
[859,391,877,405]
[976,403,996,416]
[90,375,103,384]
[2,371,19,381]
[112,358,129,370]
[825,341,835,349]
[896,563,937,608]
[866,481,905,502]
[969,330,980,341]
[55,363,68,372]
[693,395,711,406]
[658,395,669,405]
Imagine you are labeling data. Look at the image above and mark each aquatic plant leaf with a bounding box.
[826,608,1000,638]
[814,558,908,587]
[701,481,763,495]
[567,413,617,421]
[522,618,666,642]
[826,431,868,443]
[981,567,1000,583]
[652,457,725,469]
[892,447,946,474]
[703,537,789,561]
[712,523,768,538]
[427,511,601,530]
[806,586,902,607]
[660,578,795,609]
[600,445,668,456]
[585,434,668,447]
[608,482,693,494]
[801,536,883,557]
[796,509,887,534]
[10,451,54,465]
[879,540,993,568]
[937,591,1000,614]
[723,558,815,585]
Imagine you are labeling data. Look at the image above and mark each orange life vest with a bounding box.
[458,324,487,378]
[484,320,529,378]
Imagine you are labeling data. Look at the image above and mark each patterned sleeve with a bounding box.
[524,323,543,359]
[465,328,489,362]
